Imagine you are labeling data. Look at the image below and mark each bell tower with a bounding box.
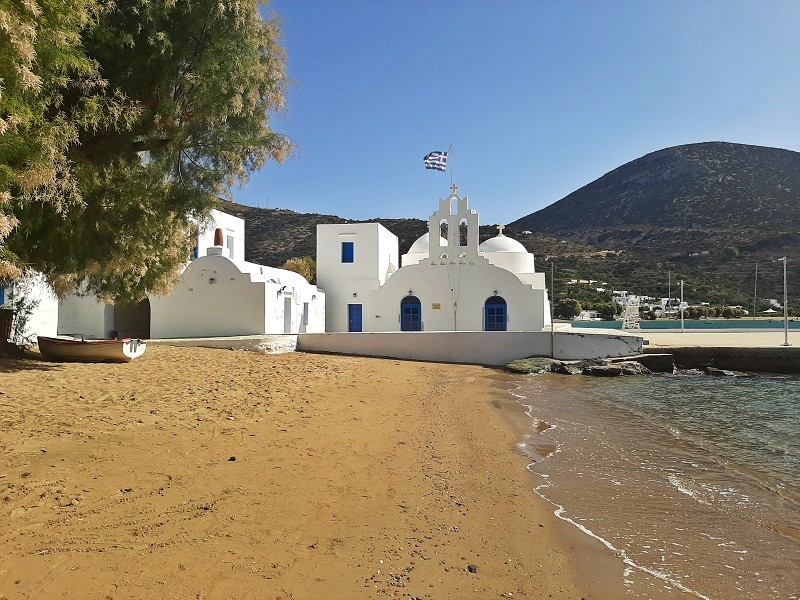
[427,184,480,260]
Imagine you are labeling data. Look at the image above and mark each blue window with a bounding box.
[348,304,362,332]
[341,241,354,263]
[0,286,4,305]
[484,296,508,331]
[400,296,422,331]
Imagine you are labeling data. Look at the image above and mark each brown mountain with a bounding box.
[509,142,800,303]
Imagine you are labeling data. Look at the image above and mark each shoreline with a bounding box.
[1,346,612,599]
[494,374,692,598]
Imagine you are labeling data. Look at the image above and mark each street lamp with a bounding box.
[778,257,791,347]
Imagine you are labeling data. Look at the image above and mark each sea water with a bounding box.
[513,372,800,599]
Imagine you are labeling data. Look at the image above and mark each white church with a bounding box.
[57,209,325,339]
[316,185,551,333]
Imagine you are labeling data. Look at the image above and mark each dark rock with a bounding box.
[505,358,554,374]
[705,366,736,377]
[633,353,675,372]
[228,456,237,462]
[617,361,652,375]
[550,361,582,375]
[467,564,479,573]
[582,364,623,376]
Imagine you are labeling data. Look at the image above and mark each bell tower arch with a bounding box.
[427,184,480,259]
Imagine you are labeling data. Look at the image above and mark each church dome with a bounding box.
[408,232,447,254]
[479,234,527,253]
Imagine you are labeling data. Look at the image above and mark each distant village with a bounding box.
[559,278,789,322]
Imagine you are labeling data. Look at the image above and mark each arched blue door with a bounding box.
[484,296,507,331]
[400,296,422,331]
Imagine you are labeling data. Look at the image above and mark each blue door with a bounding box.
[348,304,362,332]
[400,296,422,331]
[484,296,507,331]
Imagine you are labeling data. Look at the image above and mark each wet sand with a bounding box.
[0,346,626,599]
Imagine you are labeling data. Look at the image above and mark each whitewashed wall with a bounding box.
[1,274,59,340]
[317,223,397,333]
[361,257,550,332]
[151,257,266,337]
[317,195,552,334]
[150,255,325,338]
[58,295,110,339]
[298,328,643,365]
[193,209,245,260]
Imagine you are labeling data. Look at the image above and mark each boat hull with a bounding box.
[37,336,147,363]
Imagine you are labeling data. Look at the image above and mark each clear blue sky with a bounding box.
[234,1,800,225]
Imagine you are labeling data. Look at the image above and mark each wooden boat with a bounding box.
[37,336,146,363]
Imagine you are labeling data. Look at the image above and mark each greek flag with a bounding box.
[423,151,448,172]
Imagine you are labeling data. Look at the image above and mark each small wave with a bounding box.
[667,474,714,506]
[532,480,714,600]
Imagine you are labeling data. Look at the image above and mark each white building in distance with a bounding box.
[316,186,551,333]
[59,209,325,339]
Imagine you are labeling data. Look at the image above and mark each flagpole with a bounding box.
[448,144,453,193]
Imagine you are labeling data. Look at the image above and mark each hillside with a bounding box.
[219,141,800,307]
[511,142,800,236]
[510,142,800,303]
[220,202,747,307]
[220,203,429,268]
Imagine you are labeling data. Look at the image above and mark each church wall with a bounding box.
[323,279,380,332]
[481,252,536,278]
[298,329,643,365]
[150,256,267,338]
[317,223,397,332]
[193,209,245,260]
[266,284,326,335]
[1,274,59,340]
[376,225,400,285]
[362,258,550,332]
[316,193,552,334]
[517,272,547,287]
[58,295,110,339]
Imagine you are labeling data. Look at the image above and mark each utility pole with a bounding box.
[668,269,672,327]
[680,279,685,333]
[779,257,790,346]
[753,261,758,325]
[550,261,555,358]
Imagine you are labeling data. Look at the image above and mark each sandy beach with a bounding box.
[0,346,628,600]
[642,328,798,348]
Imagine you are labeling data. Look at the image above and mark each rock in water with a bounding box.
[582,364,623,376]
[505,358,554,374]
[616,361,652,375]
[550,361,583,375]
[705,366,735,377]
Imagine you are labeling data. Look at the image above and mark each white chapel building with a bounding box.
[58,209,325,339]
[316,186,551,333]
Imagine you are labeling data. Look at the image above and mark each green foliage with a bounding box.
[1,0,289,302]
[591,302,619,321]
[554,297,581,320]
[282,256,316,284]
[555,283,613,308]
[723,246,739,258]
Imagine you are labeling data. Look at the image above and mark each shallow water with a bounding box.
[512,372,800,599]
